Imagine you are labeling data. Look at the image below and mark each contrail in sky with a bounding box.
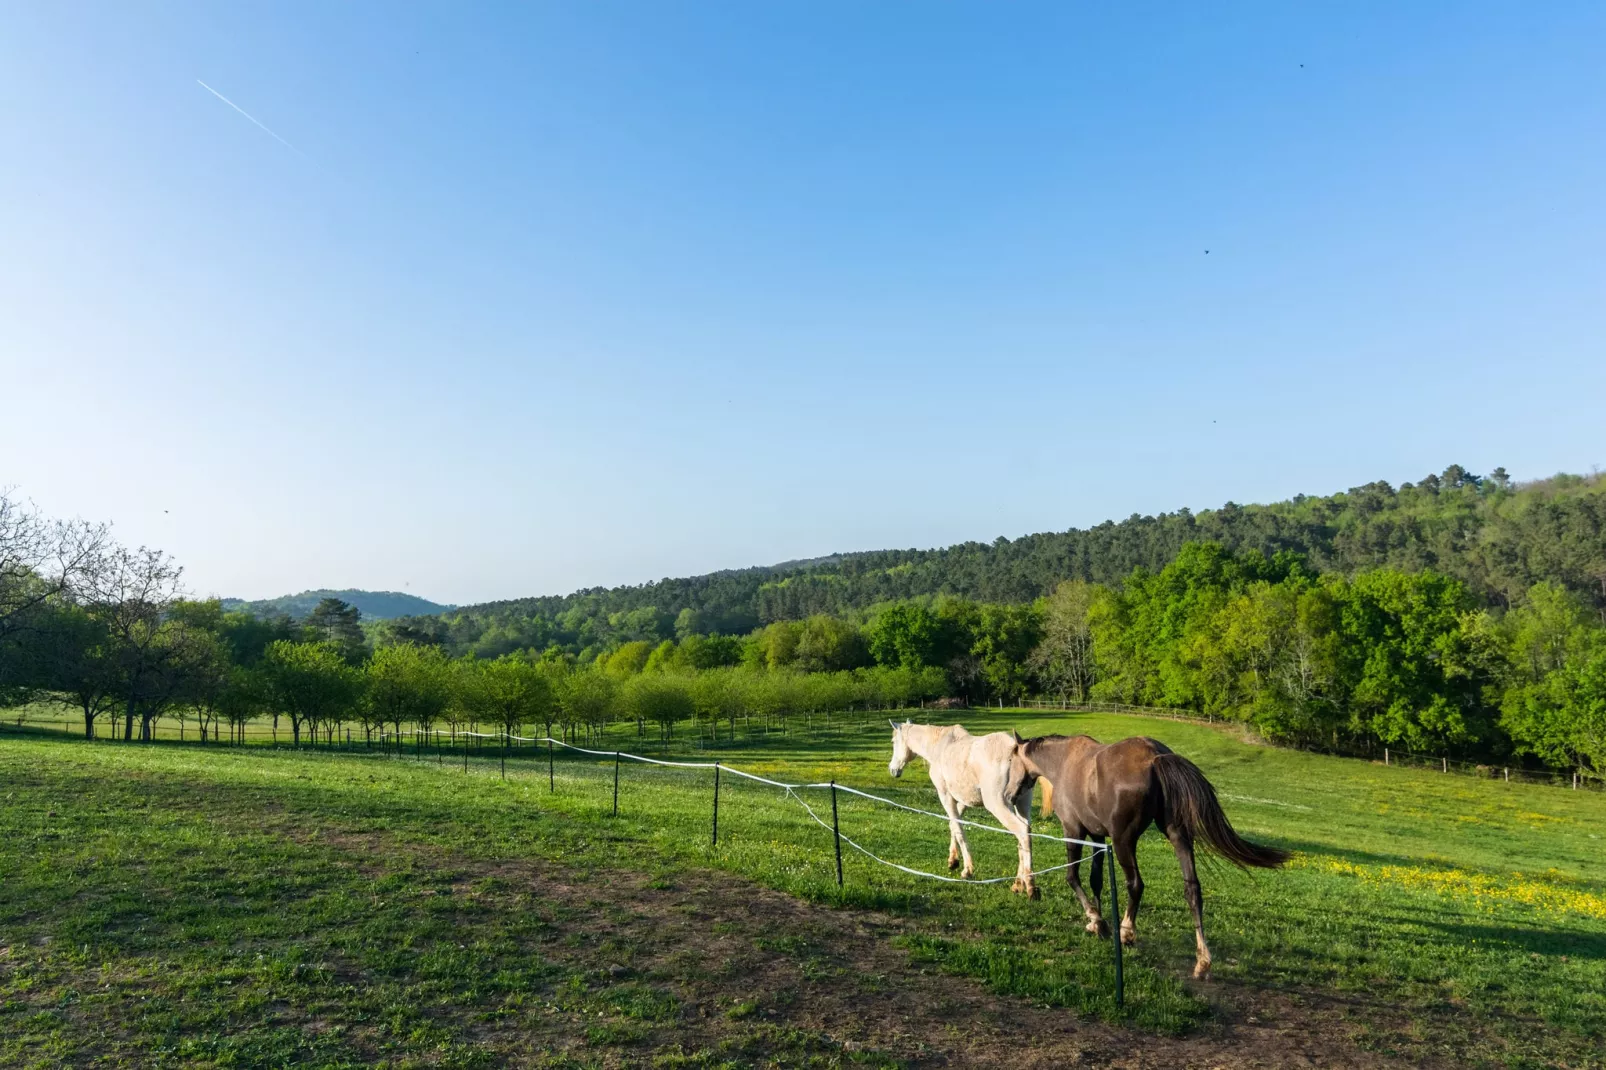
[196,79,301,154]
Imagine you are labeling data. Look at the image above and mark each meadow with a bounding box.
[2,709,1603,1068]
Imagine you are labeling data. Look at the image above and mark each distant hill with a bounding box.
[221,589,454,621]
[394,465,1605,659]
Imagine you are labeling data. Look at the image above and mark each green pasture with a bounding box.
[2,709,1603,1067]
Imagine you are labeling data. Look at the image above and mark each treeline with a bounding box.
[4,479,1603,780]
[393,466,1606,660]
[1068,544,1605,777]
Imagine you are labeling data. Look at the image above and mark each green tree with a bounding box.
[1498,583,1606,779]
[622,674,695,740]
[34,602,118,738]
[262,640,362,746]
[216,666,267,745]
[558,668,617,743]
[676,633,743,670]
[601,640,654,677]
[865,603,943,669]
[1501,647,1606,779]
[970,602,1041,702]
[1335,570,1488,753]
[793,614,869,672]
[748,621,804,670]
[643,639,679,674]
[459,654,554,737]
[305,597,369,664]
[365,643,454,741]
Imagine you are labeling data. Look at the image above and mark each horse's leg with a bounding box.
[1112,827,1145,947]
[938,790,975,878]
[1065,831,1107,935]
[941,786,962,870]
[1168,827,1212,979]
[992,796,1038,899]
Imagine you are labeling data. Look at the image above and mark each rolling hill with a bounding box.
[395,465,1605,656]
[221,589,454,621]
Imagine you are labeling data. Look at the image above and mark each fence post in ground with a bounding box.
[548,739,554,792]
[1107,844,1124,1010]
[613,751,621,816]
[1384,748,1389,766]
[830,780,844,889]
[463,735,468,774]
[501,731,507,780]
[1504,767,1508,783]
[1443,757,1448,773]
[712,763,721,846]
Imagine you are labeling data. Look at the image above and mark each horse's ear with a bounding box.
[1012,729,1023,744]
[888,719,898,729]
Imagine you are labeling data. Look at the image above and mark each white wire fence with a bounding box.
[456,730,1131,1006]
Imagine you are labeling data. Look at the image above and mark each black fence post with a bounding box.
[613,751,621,816]
[712,762,721,846]
[830,781,844,889]
[1107,844,1124,1009]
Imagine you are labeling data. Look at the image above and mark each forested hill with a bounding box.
[405,467,1605,656]
[222,589,453,621]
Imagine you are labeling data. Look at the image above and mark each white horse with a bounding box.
[887,720,1039,898]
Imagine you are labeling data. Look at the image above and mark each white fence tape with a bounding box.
[454,730,1112,885]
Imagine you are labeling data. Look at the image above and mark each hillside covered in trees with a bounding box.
[403,466,1606,658]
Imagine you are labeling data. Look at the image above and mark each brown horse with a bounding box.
[1015,733,1287,979]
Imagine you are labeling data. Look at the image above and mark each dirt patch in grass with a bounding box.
[308,824,1445,1068]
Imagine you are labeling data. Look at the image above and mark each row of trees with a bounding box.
[0,495,948,742]
[169,642,945,748]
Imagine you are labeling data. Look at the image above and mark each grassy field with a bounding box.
[2,709,1603,1068]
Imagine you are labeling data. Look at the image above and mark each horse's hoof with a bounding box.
[961,868,975,880]
[948,857,961,872]
[1193,959,1212,981]
[1120,926,1137,947]
[1085,918,1109,937]
[1027,884,1041,901]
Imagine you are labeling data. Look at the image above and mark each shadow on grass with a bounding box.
[1417,919,1606,960]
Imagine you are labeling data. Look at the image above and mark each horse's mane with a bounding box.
[1021,733,1094,755]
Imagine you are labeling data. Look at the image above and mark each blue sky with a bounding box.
[3,3,1603,605]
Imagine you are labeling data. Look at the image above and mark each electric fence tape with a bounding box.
[457,731,1113,885]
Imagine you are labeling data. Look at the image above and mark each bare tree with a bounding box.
[0,489,111,642]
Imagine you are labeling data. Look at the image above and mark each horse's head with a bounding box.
[887,719,913,778]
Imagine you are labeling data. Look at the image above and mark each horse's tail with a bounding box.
[1151,753,1288,870]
